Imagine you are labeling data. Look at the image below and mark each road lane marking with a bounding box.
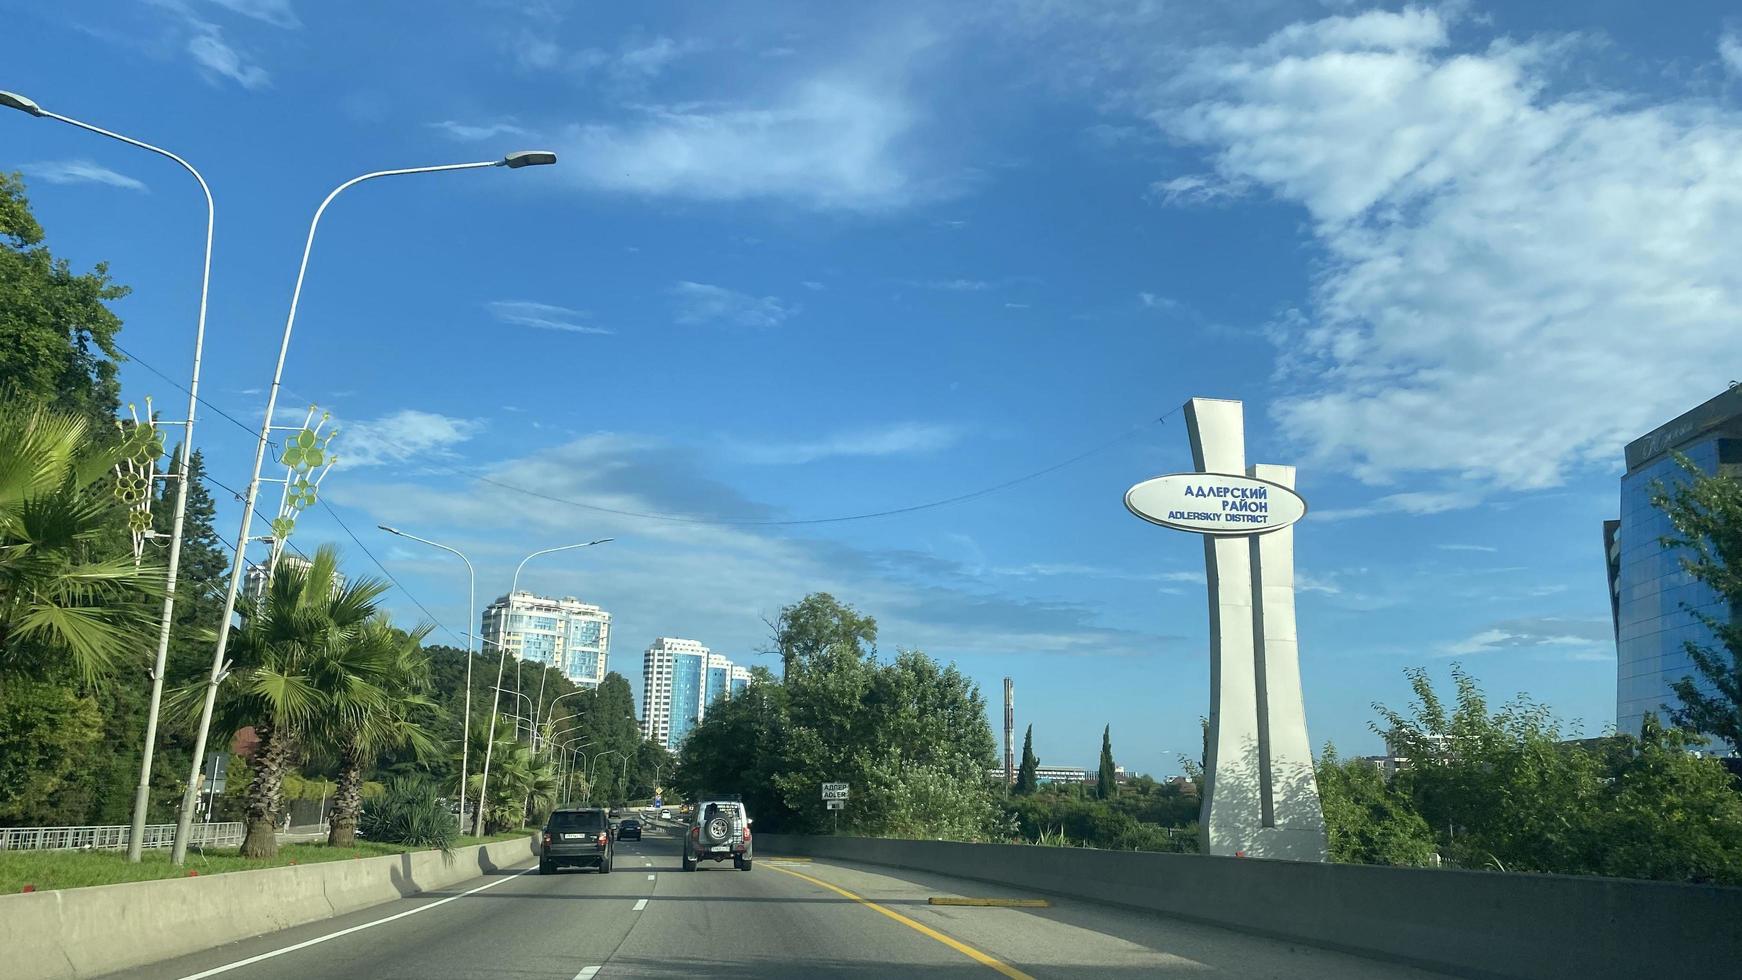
[633,898,649,911]
[647,874,656,880]
[173,868,536,979]
[574,968,600,979]
[769,866,1035,980]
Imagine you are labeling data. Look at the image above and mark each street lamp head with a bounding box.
[378,524,402,535]
[0,91,44,116]
[501,150,557,169]
[590,538,615,546]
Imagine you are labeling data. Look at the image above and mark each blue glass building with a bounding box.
[1609,387,1742,739]
[641,638,754,749]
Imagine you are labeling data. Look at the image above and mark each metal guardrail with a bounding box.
[0,822,244,851]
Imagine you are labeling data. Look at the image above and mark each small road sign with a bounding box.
[821,782,849,800]
[826,800,845,810]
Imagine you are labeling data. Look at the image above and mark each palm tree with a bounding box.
[0,402,162,680]
[194,545,388,857]
[467,733,556,833]
[315,616,437,846]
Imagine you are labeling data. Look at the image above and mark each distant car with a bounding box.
[683,797,752,872]
[540,807,614,874]
[661,809,674,821]
[617,818,642,841]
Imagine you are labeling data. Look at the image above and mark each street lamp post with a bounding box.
[171,150,556,864]
[376,526,474,831]
[503,540,612,758]
[477,538,611,837]
[3,90,217,864]
[537,689,588,755]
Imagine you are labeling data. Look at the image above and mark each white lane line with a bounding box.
[174,868,535,979]
[647,874,656,880]
[573,968,600,980]
[633,898,649,911]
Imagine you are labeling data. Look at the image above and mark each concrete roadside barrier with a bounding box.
[756,834,1742,980]
[3,834,538,980]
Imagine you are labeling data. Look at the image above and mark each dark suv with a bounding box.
[540,807,614,874]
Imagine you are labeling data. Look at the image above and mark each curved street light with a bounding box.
[173,150,556,864]
[375,525,475,821]
[4,90,217,864]
[537,689,590,755]
[506,539,614,735]
[478,538,611,838]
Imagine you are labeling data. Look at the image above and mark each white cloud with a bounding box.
[1154,8,1742,491]
[801,281,826,291]
[1721,33,1742,76]
[18,160,146,191]
[429,120,533,142]
[1138,291,1179,310]
[326,434,1181,664]
[672,282,792,328]
[1147,173,1248,207]
[557,78,924,210]
[202,0,299,29]
[1437,543,1498,553]
[1310,490,1482,522]
[185,22,270,89]
[908,278,993,291]
[339,410,485,468]
[1440,617,1613,659]
[487,300,612,335]
[731,422,967,465]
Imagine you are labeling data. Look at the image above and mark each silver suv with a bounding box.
[682,797,752,871]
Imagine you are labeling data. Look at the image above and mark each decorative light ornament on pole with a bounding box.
[1124,397,1327,863]
[114,401,166,563]
[174,148,556,865]
[3,89,219,864]
[266,407,338,574]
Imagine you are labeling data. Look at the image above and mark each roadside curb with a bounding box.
[0,834,538,980]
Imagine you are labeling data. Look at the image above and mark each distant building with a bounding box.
[1608,386,1742,739]
[640,638,752,750]
[479,592,611,688]
[984,765,1128,785]
[245,553,343,602]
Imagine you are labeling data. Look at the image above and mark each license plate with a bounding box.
[565,833,590,840]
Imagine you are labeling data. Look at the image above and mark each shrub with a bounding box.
[359,777,456,851]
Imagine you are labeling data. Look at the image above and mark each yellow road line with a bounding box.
[768,865,1036,980]
[928,897,1050,908]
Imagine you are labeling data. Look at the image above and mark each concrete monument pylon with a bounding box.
[1125,397,1327,862]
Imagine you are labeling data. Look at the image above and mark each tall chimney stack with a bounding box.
[1003,677,1015,786]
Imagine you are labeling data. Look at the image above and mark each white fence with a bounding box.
[0,822,244,852]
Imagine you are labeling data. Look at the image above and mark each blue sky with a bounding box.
[8,1,1741,777]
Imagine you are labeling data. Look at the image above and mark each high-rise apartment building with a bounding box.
[480,592,611,688]
[641,638,752,749]
[245,553,343,602]
[1607,386,1742,739]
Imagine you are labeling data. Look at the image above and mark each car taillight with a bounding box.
[596,832,608,846]
[542,832,552,846]
[742,826,751,842]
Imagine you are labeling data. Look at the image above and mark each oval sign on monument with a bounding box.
[1125,472,1307,535]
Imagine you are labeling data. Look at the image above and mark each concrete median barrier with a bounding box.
[756,833,1741,980]
[2,834,538,980]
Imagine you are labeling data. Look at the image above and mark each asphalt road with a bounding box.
[116,821,1456,980]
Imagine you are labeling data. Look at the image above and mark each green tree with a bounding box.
[0,402,163,681]
[0,173,128,425]
[1315,744,1438,866]
[188,545,387,857]
[678,595,999,840]
[1096,725,1118,800]
[772,592,876,680]
[1373,665,1742,883]
[316,617,438,846]
[1015,724,1039,795]
[1652,456,1742,754]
